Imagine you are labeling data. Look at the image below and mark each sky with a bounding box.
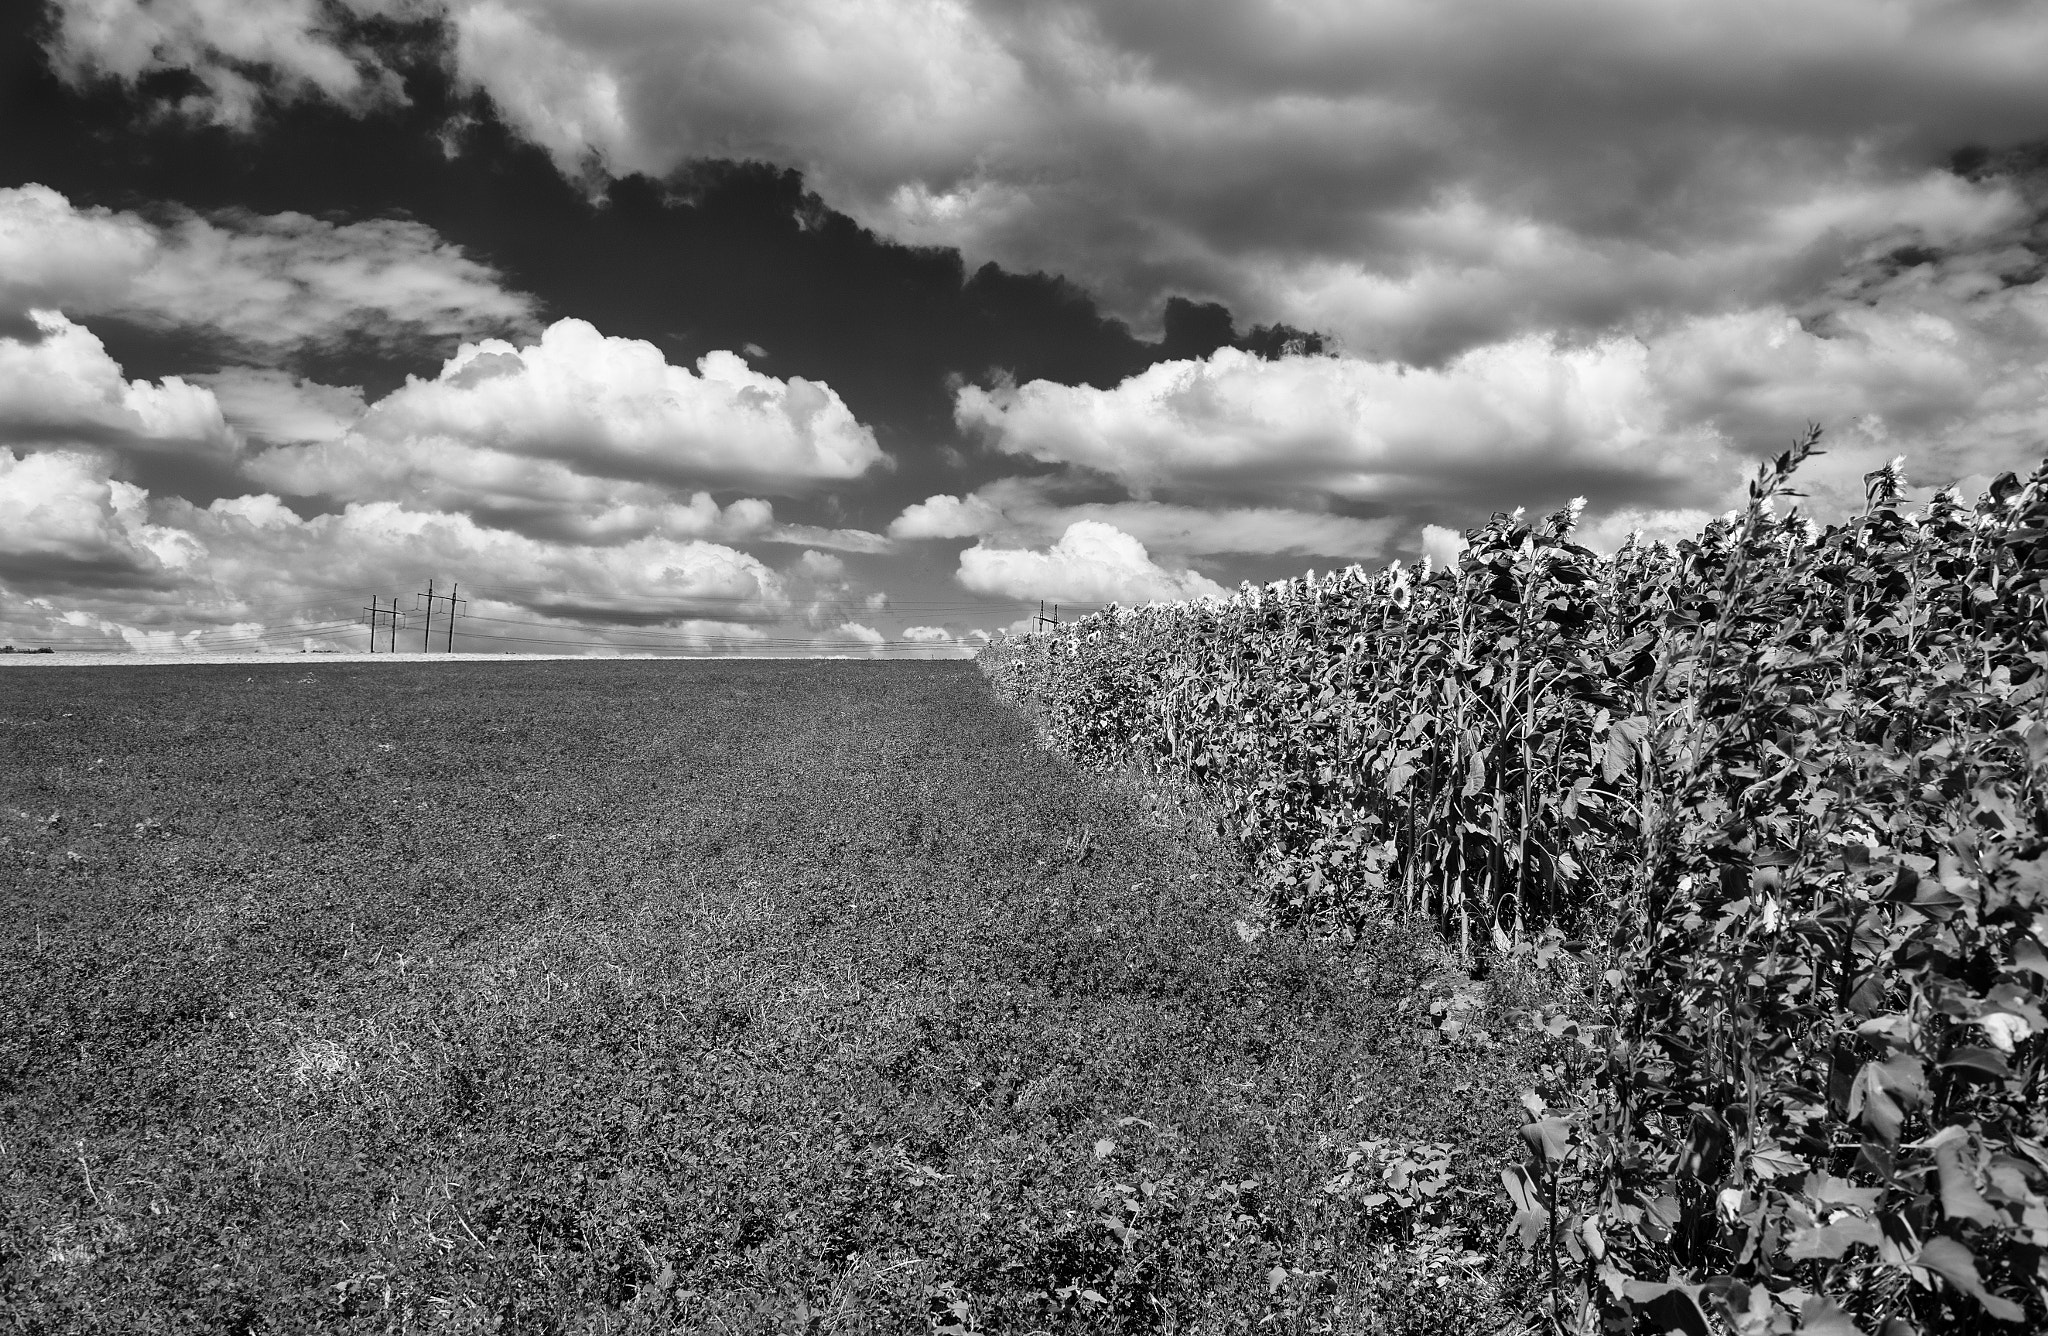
[4,1,2048,656]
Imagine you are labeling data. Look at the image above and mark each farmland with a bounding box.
[983,443,2048,1334]
[0,660,1528,1333]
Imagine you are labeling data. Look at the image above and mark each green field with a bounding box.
[0,661,1526,1334]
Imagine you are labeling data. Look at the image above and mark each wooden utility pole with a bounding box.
[360,597,402,652]
[445,583,464,653]
[415,581,467,653]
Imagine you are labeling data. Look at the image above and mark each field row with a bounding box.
[981,444,2048,1333]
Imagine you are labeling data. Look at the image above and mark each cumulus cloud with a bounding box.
[888,492,1005,540]
[890,481,1399,559]
[0,447,198,587]
[956,343,1722,511]
[0,303,887,555]
[0,313,899,655]
[792,550,844,581]
[0,459,817,651]
[0,311,236,462]
[196,368,369,445]
[955,272,2048,532]
[1418,524,1467,572]
[257,318,884,504]
[0,184,158,327]
[957,520,1228,604]
[0,185,536,359]
[49,2,2048,355]
[45,0,410,128]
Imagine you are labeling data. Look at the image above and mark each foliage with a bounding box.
[979,436,2048,1333]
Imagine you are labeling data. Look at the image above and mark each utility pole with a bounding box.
[445,583,464,653]
[415,580,467,653]
[360,597,402,652]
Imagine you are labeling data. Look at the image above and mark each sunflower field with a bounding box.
[979,431,2048,1334]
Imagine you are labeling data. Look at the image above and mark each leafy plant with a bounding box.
[982,435,2048,1333]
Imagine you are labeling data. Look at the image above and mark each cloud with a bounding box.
[766,523,892,554]
[0,184,537,360]
[791,550,843,582]
[126,207,540,359]
[0,305,887,555]
[0,310,236,462]
[890,481,1400,559]
[889,492,1004,540]
[0,184,158,326]
[0,447,198,587]
[256,318,884,505]
[0,318,901,656]
[52,2,2048,358]
[0,459,815,650]
[196,369,369,445]
[957,520,1228,604]
[956,342,1723,512]
[954,266,2048,531]
[900,625,953,643]
[1418,524,1466,572]
[44,0,410,128]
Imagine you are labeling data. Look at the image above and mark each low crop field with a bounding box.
[0,661,1525,1334]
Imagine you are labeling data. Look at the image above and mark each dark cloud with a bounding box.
[1,4,1324,540]
[10,1,2048,641]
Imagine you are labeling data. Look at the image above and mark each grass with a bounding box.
[1,660,1535,1333]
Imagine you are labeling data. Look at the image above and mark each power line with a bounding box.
[360,596,404,653]
[414,580,466,653]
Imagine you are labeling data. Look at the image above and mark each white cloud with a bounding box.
[954,276,2048,530]
[1572,506,1715,555]
[50,2,2048,357]
[957,520,1228,604]
[0,448,206,587]
[0,184,158,322]
[0,314,905,655]
[956,342,1720,509]
[126,207,539,358]
[888,491,1004,539]
[0,307,888,556]
[45,0,408,128]
[766,523,892,554]
[890,480,1400,559]
[0,185,536,359]
[793,550,844,580]
[0,459,809,649]
[236,318,889,542]
[1418,524,1466,572]
[197,369,368,445]
[900,624,952,642]
[0,311,236,460]
[267,318,884,497]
